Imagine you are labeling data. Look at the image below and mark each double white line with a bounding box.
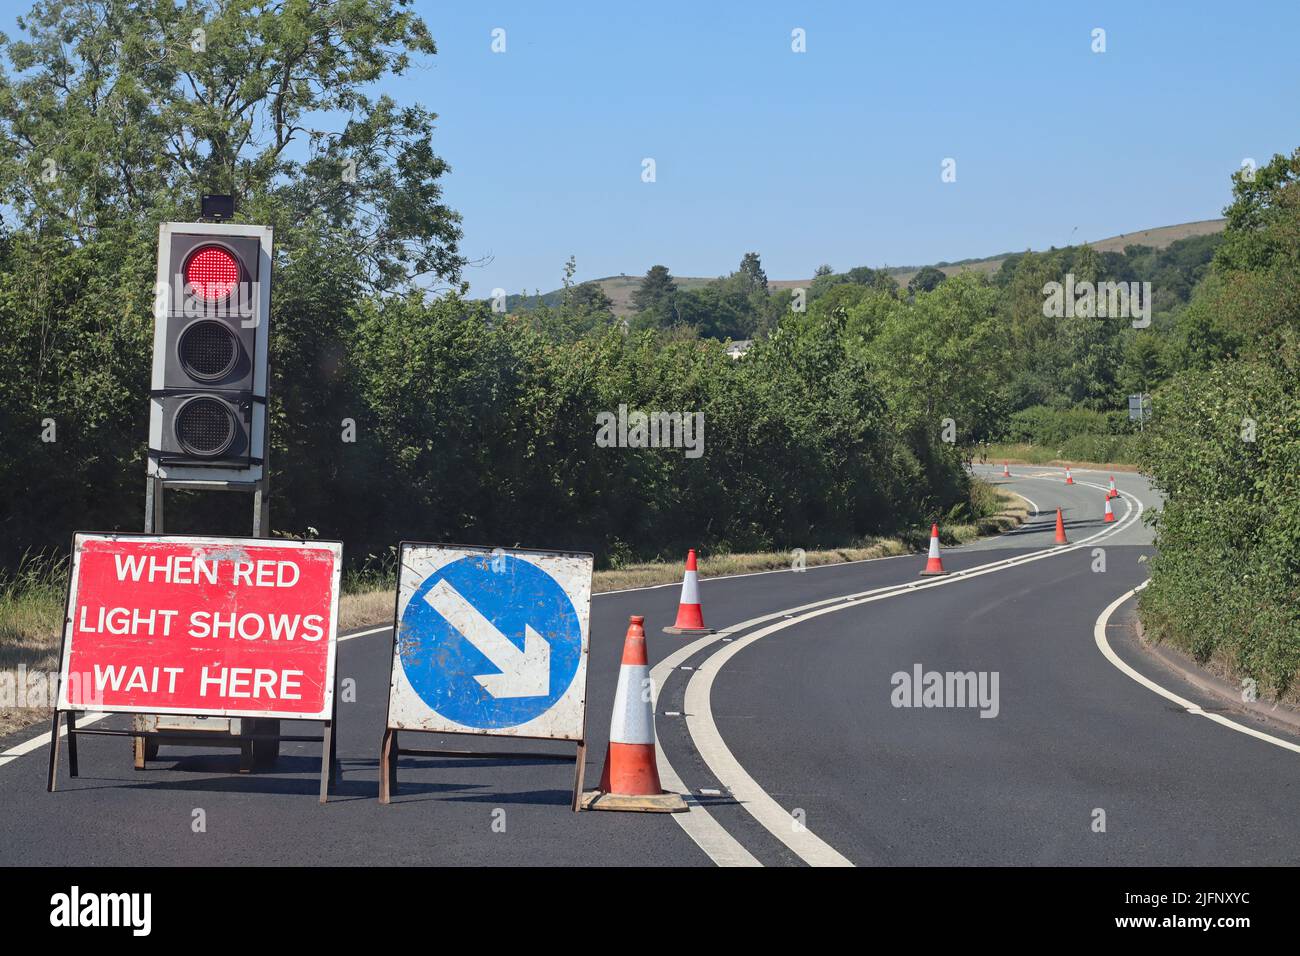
[653,480,1143,867]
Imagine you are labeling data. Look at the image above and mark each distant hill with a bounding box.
[499,219,1226,317]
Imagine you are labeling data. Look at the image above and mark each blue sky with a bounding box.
[395,1,1299,296]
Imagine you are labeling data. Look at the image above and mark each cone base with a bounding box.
[663,626,716,635]
[918,569,949,577]
[580,790,688,813]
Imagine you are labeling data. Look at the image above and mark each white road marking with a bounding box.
[650,632,762,867]
[340,624,389,641]
[1093,583,1300,755]
[677,483,1144,866]
[1010,489,1040,515]
[0,713,106,768]
[686,628,855,867]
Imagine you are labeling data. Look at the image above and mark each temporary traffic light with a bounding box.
[148,221,273,483]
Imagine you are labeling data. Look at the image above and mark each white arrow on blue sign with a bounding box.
[386,544,593,740]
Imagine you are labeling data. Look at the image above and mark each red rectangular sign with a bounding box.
[57,534,342,720]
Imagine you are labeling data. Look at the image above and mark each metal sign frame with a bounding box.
[46,532,344,803]
[378,542,594,812]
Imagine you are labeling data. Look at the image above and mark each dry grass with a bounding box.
[339,587,396,632]
[0,554,66,739]
[983,443,1143,473]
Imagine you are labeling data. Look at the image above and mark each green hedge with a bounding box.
[1056,433,1145,465]
[1139,350,1300,692]
[1003,404,1134,445]
[0,230,974,570]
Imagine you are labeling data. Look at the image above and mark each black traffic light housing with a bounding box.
[148,223,272,482]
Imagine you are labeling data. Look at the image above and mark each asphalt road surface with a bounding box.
[4,464,1298,866]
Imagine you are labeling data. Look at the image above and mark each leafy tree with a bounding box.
[567,282,615,317]
[0,0,462,290]
[0,0,461,564]
[866,272,1007,450]
[810,264,898,301]
[845,266,897,294]
[631,264,677,316]
[907,265,947,295]
[736,251,768,294]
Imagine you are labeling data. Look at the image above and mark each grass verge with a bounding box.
[0,554,67,739]
[983,442,1143,472]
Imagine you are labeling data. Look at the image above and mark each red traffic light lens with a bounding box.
[185,246,240,301]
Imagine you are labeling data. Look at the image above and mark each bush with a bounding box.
[1139,349,1300,693]
[1003,405,1133,445]
[1057,433,1145,465]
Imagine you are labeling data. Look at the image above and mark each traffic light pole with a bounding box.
[142,472,269,535]
[134,459,274,771]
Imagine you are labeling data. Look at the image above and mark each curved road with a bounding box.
[2,464,1297,866]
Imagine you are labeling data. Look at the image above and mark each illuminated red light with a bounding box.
[185,246,240,301]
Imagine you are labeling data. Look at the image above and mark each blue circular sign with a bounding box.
[399,554,582,728]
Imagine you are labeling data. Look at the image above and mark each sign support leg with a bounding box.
[319,693,338,804]
[379,728,398,804]
[328,697,339,786]
[65,711,79,778]
[318,719,333,804]
[45,710,62,792]
[571,740,587,813]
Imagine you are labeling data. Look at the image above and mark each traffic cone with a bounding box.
[1054,508,1068,544]
[663,549,715,635]
[1107,475,1117,499]
[582,616,687,813]
[1002,461,1011,477]
[1103,496,1115,523]
[919,523,948,576]
[1064,466,1074,485]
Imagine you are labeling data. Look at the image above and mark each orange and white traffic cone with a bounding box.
[1064,466,1074,485]
[1107,475,1117,499]
[1103,496,1116,523]
[1054,508,1069,544]
[1002,461,1011,477]
[663,549,714,635]
[582,616,687,813]
[919,523,948,576]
